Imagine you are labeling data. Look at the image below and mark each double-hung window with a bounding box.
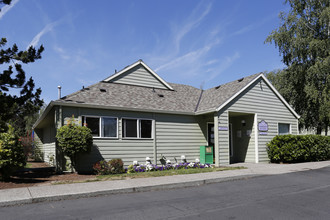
[82,116,118,138]
[122,118,153,139]
[278,123,290,135]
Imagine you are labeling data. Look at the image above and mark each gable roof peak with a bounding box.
[103,60,174,91]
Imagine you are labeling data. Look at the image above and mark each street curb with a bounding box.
[0,174,261,207]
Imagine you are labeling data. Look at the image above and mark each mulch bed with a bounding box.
[0,161,96,190]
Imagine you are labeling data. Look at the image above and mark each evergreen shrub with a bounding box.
[267,135,330,163]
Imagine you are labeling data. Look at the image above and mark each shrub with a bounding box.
[56,117,93,170]
[0,125,26,180]
[108,158,124,174]
[93,159,125,175]
[93,160,110,175]
[267,135,330,163]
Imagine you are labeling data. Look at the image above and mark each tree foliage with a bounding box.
[0,35,44,134]
[56,118,93,171]
[266,0,329,134]
[0,125,26,180]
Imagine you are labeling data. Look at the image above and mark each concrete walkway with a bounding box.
[1,161,329,207]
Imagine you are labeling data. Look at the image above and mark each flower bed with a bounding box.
[127,162,212,173]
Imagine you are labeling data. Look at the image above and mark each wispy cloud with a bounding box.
[230,13,276,37]
[0,0,19,20]
[155,38,221,73]
[26,20,60,49]
[53,45,70,60]
[205,52,241,82]
[172,2,212,52]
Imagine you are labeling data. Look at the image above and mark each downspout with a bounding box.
[152,113,157,165]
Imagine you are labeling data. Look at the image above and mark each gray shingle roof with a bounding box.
[197,73,262,112]
[57,73,262,114]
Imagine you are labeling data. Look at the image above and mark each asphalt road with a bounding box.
[1,166,330,220]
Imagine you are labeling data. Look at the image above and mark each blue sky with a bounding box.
[0,0,288,104]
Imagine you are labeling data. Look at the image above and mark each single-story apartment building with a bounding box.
[33,60,300,172]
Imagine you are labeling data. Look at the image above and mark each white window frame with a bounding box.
[122,117,154,139]
[82,115,118,139]
[278,123,291,135]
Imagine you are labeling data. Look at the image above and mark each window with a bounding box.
[123,118,153,139]
[278,123,290,135]
[82,116,118,138]
[123,119,138,138]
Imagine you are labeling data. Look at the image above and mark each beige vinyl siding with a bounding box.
[155,114,207,164]
[110,64,168,90]
[218,110,230,165]
[218,78,298,164]
[62,107,155,171]
[43,143,56,165]
[36,124,56,166]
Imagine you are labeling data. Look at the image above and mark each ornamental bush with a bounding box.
[0,125,26,180]
[56,118,93,170]
[93,159,125,175]
[267,135,330,163]
[93,160,110,175]
[108,158,124,174]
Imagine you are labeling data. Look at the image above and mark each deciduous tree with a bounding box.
[266,0,329,134]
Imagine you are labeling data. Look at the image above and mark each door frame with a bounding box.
[207,122,215,164]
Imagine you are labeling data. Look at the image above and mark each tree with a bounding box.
[0,0,44,134]
[266,0,329,134]
[56,118,93,172]
[0,125,26,180]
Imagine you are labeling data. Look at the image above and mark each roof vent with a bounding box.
[215,85,221,89]
[238,78,244,82]
[100,88,106,92]
[65,99,73,102]
[158,94,164,98]
[76,101,85,103]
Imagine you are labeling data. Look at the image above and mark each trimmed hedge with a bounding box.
[267,135,330,163]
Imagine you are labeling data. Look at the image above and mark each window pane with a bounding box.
[86,117,100,137]
[103,118,117,137]
[140,120,152,138]
[278,123,290,135]
[123,119,137,138]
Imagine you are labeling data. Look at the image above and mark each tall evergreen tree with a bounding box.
[0,1,44,134]
[266,0,329,134]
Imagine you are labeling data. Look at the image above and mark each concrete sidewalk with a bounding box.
[1,161,329,207]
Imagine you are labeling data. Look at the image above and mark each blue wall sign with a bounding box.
[258,120,268,132]
[218,126,228,131]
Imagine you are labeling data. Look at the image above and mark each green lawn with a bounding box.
[96,166,245,181]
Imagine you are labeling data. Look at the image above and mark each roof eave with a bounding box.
[50,101,195,116]
[33,101,55,129]
[215,74,300,119]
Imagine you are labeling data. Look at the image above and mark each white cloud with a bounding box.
[155,38,221,73]
[53,45,70,60]
[230,14,276,37]
[172,2,212,52]
[26,20,59,49]
[205,52,241,82]
[0,0,19,20]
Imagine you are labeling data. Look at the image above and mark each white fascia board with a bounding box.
[32,101,55,129]
[215,74,264,112]
[103,60,174,91]
[103,60,141,82]
[260,74,300,119]
[140,61,174,90]
[215,74,300,119]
